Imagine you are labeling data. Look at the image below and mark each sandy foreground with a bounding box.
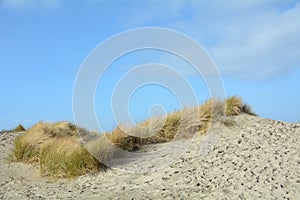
[0,115,299,199]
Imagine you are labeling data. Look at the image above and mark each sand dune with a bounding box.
[0,115,299,199]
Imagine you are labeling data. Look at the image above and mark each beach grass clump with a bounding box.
[139,111,182,145]
[109,96,256,148]
[1,124,26,134]
[13,124,26,132]
[156,111,182,141]
[110,126,140,151]
[39,139,100,178]
[107,111,184,149]
[226,96,256,116]
[11,121,103,178]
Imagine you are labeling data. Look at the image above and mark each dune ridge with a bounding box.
[0,114,299,199]
[9,96,254,178]
[1,97,299,199]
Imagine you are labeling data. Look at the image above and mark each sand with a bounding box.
[0,115,299,199]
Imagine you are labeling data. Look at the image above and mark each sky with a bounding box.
[0,0,300,131]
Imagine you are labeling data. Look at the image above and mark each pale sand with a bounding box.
[0,115,299,199]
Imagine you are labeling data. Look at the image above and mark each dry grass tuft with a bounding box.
[11,121,103,178]
[108,96,256,147]
[1,124,26,134]
[87,133,116,163]
[226,96,243,115]
[139,111,182,144]
[107,111,185,147]
[13,124,26,132]
[110,126,140,151]
[226,96,256,116]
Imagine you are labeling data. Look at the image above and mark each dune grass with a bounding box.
[11,122,102,178]
[13,124,26,132]
[108,96,256,150]
[1,124,26,134]
[226,96,256,116]
[110,126,140,152]
[11,96,255,178]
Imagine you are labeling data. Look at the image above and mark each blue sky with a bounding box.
[1,0,300,131]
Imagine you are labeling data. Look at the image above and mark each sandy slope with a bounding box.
[0,115,299,199]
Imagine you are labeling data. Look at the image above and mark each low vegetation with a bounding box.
[11,96,255,178]
[11,122,101,178]
[226,96,256,116]
[110,96,255,149]
[1,124,26,134]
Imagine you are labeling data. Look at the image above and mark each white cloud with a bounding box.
[3,0,298,80]
[208,1,300,80]
[119,0,300,80]
[0,0,60,10]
